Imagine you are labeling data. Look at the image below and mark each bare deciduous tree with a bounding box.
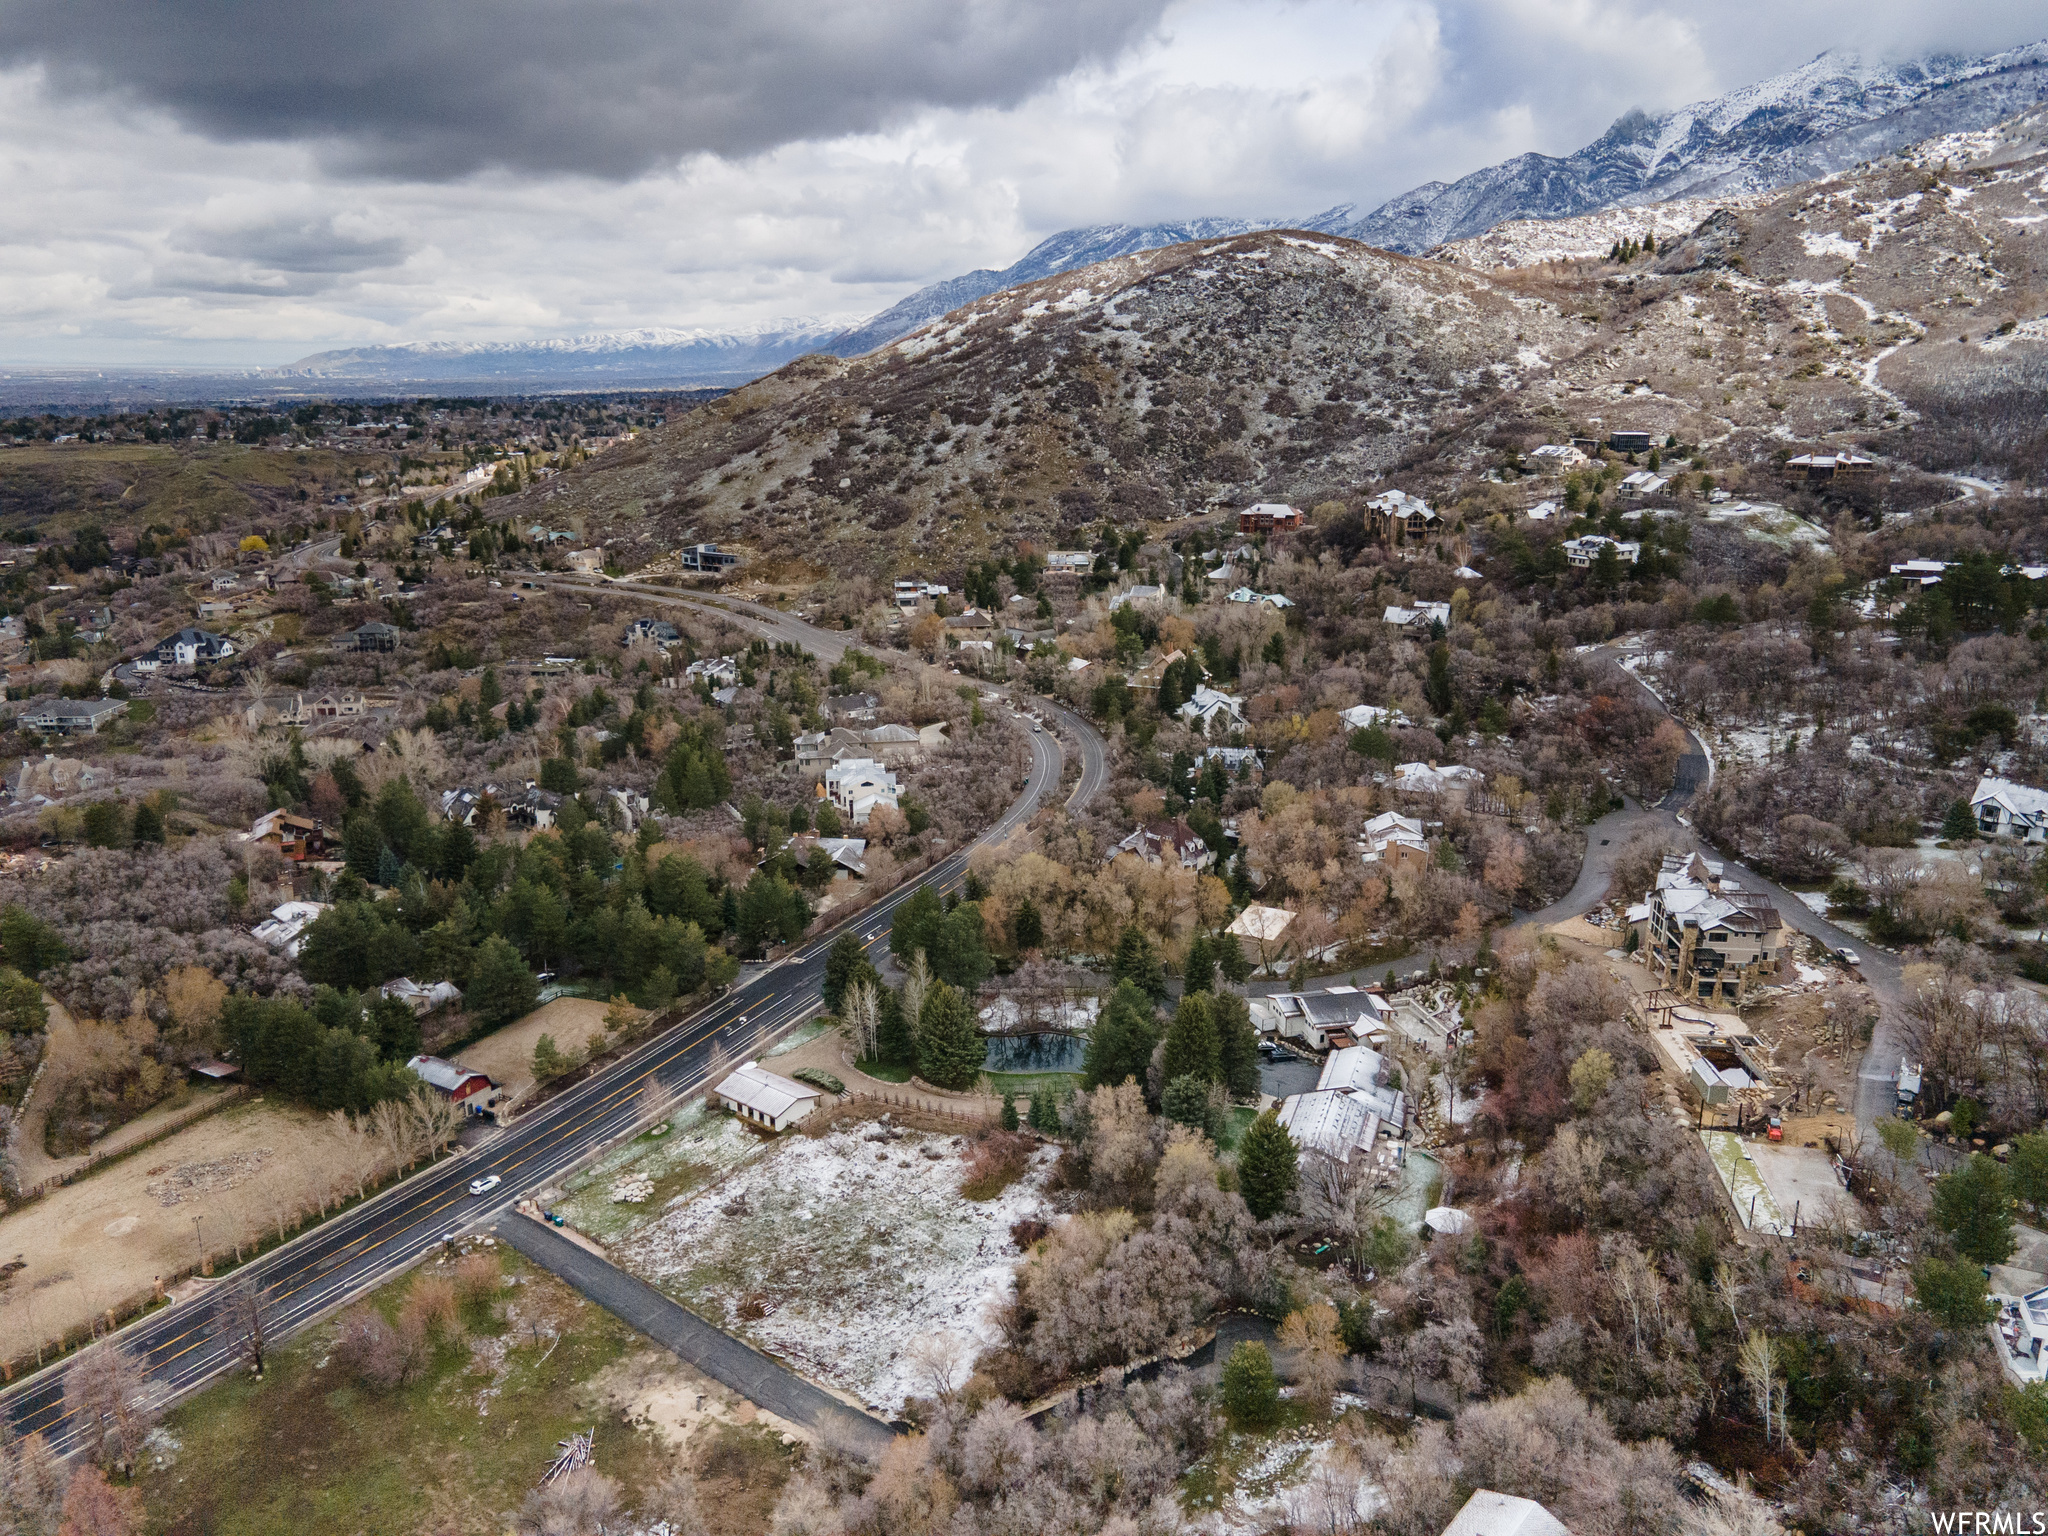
[220,1274,269,1378]
[62,1345,157,1470]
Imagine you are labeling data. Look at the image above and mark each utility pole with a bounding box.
[193,1214,208,1277]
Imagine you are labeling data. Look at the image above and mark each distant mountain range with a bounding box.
[277,40,2048,391]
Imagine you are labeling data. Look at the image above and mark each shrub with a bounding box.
[961,1131,1034,1201]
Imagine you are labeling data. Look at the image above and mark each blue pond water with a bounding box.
[983,1032,1089,1073]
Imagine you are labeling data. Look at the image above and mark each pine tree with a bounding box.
[1000,1091,1020,1132]
[914,982,985,1091]
[1932,1153,2017,1266]
[1012,898,1044,951]
[1112,925,1167,1005]
[1082,980,1159,1091]
[1182,934,1214,996]
[1220,1341,1281,1429]
[1237,1108,1299,1220]
[1161,994,1221,1085]
[874,986,914,1067]
[822,933,873,1013]
[130,801,165,847]
[1162,1074,1211,1133]
[892,884,944,960]
[1028,1086,1063,1135]
[1216,933,1252,986]
[1212,991,1263,1100]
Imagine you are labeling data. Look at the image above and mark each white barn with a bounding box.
[714,1062,823,1132]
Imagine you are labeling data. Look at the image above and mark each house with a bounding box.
[823,757,900,824]
[1192,745,1261,780]
[1526,500,1559,521]
[1226,904,1297,972]
[1888,559,1949,587]
[892,579,951,608]
[1441,1490,1572,1536]
[1787,451,1874,483]
[1632,852,1783,1004]
[1108,585,1167,611]
[1108,818,1215,872]
[380,978,463,1015]
[197,600,236,622]
[1618,471,1669,499]
[350,621,401,652]
[1530,444,1587,468]
[947,606,996,631]
[1366,490,1440,542]
[208,572,240,592]
[715,1061,822,1132]
[8,754,102,801]
[1392,761,1483,796]
[1225,587,1294,609]
[405,1055,500,1115]
[825,692,880,723]
[252,900,328,958]
[1383,601,1451,633]
[1179,685,1246,731]
[1045,551,1094,571]
[1318,1043,1408,1131]
[17,697,126,736]
[1607,430,1653,454]
[1253,985,1390,1052]
[678,542,741,572]
[1360,810,1429,871]
[1276,1090,1381,1163]
[796,727,869,773]
[565,548,605,573]
[605,786,651,831]
[1972,776,2048,842]
[1339,704,1404,732]
[685,655,739,685]
[861,722,925,765]
[148,628,235,667]
[506,783,563,830]
[243,809,326,861]
[1239,503,1305,534]
[1990,1284,2048,1387]
[780,834,869,880]
[1562,535,1640,568]
[622,617,681,648]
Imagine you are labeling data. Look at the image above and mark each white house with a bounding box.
[823,757,900,824]
[1618,470,1669,498]
[1179,685,1246,733]
[1392,761,1483,795]
[1972,776,2048,842]
[1990,1283,2048,1387]
[1108,585,1167,611]
[715,1061,823,1132]
[1253,984,1387,1051]
[1441,1491,1572,1536]
[1525,500,1559,521]
[1317,1043,1408,1132]
[1562,535,1640,568]
[252,900,328,959]
[1339,704,1403,732]
[380,978,463,1015]
[1530,444,1587,469]
[1383,601,1451,632]
[149,627,235,667]
[1225,587,1294,609]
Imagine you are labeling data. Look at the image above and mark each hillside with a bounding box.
[511,103,2048,577]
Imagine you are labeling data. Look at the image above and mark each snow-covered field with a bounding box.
[616,1124,1057,1414]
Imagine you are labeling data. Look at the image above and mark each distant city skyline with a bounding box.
[0,0,2041,366]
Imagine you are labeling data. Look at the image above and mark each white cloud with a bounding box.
[0,0,2040,367]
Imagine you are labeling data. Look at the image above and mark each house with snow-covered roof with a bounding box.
[1972,775,2048,842]
[715,1062,822,1132]
[1632,852,1783,1004]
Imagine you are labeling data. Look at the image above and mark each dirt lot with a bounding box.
[460,997,634,1108]
[0,1096,332,1363]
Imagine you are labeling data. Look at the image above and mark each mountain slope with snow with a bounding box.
[1348,40,2048,251]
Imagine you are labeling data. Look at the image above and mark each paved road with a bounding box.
[0,694,1064,1454]
[534,575,858,664]
[493,1215,895,1455]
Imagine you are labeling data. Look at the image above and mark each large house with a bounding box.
[1253,984,1389,1052]
[1383,601,1450,633]
[1631,853,1783,1004]
[622,617,682,648]
[1108,818,1215,872]
[146,628,235,668]
[1787,451,1874,483]
[678,543,741,572]
[1391,761,1482,797]
[715,1061,822,1132]
[1563,534,1640,567]
[17,697,125,736]
[1238,503,1304,535]
[823,757,900,824]
[1972,776,2048,842]
[405,1055,500,1116]
[252,900,329,958]
[1276,1043,1408,1160]
[244,809,327,861]
[1360,810,1429,871]
[350,621,401,652]
[1366,490,1440,542]
[1179,685,1246,732]
[1441,1491,1571,1536]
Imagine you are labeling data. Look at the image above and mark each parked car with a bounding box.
[468,1174,502,1197]
[1835,946,1861,968]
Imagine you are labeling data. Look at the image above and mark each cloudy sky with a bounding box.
[0,0,2039,367]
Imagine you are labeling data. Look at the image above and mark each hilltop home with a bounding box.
[823,757,900,824]
[1631,852,1783,1004]
[147,627,235,667]
[1383,601,1450,633]
[350,621,401,652]
[1366,490,1440,542]
[244,809,327,861]
[1608,430,1652,454]
[1562,535,1640,567]
[622,617,681,648]
[1107,817,1215,872]
[1787,451,1874,483]
[1972,776,2048,842]
[1238,503,1304,534]
[678,542,740,572]
[16,697,125,737]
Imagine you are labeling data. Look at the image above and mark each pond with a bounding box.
[983,1032,1089,1073]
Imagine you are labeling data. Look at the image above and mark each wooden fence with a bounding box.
[841,1089,997,1127]
[9,1085,251,1207]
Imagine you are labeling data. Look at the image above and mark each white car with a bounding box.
[1836,947,1861,968]
[468,1174,502,1197]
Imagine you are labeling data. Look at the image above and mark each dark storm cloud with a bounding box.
[0,0,1173,180]
[177,216,416,275]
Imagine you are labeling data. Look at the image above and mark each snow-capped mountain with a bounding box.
[1345,41,2048,251]
[275,322,846,387]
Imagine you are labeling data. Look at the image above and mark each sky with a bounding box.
[0,0,2040,368]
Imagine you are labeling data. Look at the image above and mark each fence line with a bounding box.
[10,1086,251,1207]
[842,1089,997,1126]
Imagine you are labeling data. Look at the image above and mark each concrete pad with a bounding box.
[1747,1140,1859,1233]
[1702,1131,1790,1236]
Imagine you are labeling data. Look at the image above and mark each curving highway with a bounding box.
[0,620,1074,1455]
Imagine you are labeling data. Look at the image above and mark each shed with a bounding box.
[714,1061,823,1132]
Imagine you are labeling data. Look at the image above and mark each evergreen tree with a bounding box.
[1425,642,1454,716]
[342,814,383,883]
[1216,933,1252,986]
[821,932,874,1013]
[1941,800,1978,841]
[1111,924,1167,1005]
[1161,993,1221,1085]
[1220,1341,1281,1429]
[931,902,991,991]
[1182,933,1214,996]
[1212,991,1263,1100]
[874,987,914,1067]
[1028,1086,1062,1135]
[467,935,539,1030]
[1082,980,1159,1091]
[479,667,501,709]
[1162,1074,1211,1134]
[375,844,405,889]
[1910,1255,1995,1329]
[892,884,944,961]
[1933,1153,2017,1266]
[130,801,165,847]
[1237,1108,1299,1220]
[915,982,985,1090]
[1000,1090,1020,1132]
[1012,898,1044,951]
